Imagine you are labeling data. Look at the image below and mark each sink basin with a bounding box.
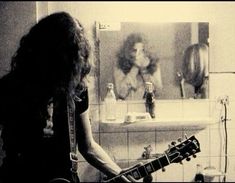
[100,117,213,132]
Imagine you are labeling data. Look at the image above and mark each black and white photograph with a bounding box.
[0,1,235,182]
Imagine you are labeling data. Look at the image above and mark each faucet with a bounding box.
[142,145,153,159]
[141,145,163,160]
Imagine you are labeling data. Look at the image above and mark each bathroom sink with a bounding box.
[99,117,212,132]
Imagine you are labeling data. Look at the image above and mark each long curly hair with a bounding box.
[10,11,91,96]
[117,33,159,75]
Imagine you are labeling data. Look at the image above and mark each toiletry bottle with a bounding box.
[104,83,117,121]
[194,164,204,182]
[143,82,155,118]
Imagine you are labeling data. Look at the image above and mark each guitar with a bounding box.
[49,135,200,183]
[104,135,200,182]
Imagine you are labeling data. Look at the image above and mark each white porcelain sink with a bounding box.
[100,117,213,132]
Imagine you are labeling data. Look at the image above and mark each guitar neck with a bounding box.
[105,135,201,182]
[107,154,170,182]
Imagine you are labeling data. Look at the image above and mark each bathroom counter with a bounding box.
[99,118,212,132]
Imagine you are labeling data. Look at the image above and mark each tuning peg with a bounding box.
[185,152,190,157]
[192,149,197,153]
[186,157,191,161]
[177,137,182,142]
[179,155,184,160]
[171,141,176,146]
[162,167,166,172]
[193,154,197,158]
[175,146,180,150]
[179,161,183,165]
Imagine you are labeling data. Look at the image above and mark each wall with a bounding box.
[0,2,37,78]
[46,2,235,182]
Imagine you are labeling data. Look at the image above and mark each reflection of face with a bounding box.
[128,42,144,60]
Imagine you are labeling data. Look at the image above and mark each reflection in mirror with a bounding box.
[98,22,209,101]
[181,43,209,99]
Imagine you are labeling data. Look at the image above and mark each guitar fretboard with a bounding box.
[108,154,170,182]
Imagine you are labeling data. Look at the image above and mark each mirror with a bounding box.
[97,22,209,101]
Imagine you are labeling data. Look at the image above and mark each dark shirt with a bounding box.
[0,73,88,183]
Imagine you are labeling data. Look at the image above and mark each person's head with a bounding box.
[182,43,209,88]
[117,33,158,74]
[10,11,91,95]
[123,33,147,61]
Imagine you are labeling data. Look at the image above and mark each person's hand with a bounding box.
[102,162,144,182]
[118,162,144,182]
[134,55,150,68]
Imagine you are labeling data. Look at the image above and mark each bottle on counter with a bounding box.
[104,83,117,121]
[143,82,156,118]
[194,164,204,182]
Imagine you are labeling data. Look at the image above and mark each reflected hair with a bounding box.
[10,11,91,95]
[117,33,159,75]
[182,43,209,87]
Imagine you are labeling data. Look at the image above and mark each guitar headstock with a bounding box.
[165,135,200,164]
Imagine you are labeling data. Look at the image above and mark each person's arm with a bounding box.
[76,109,122,178]
[74,88,142,182]
[113,66,139,99]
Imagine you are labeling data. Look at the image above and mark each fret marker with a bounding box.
[145,164,153,173]
[132,170,140,179]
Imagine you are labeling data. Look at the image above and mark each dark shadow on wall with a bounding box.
[0,1,37,77]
